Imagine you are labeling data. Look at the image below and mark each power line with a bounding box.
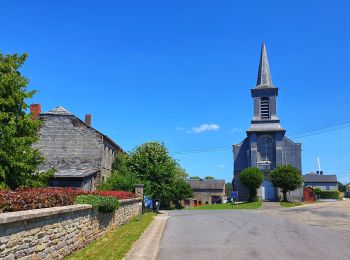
[171,121,350,155]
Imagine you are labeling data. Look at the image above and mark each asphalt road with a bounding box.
[158,201,350,260]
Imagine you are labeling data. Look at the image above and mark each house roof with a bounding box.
[186,179,225,190]
[40,106,124,153]
[54,168,98,178]
[303,174,337,183]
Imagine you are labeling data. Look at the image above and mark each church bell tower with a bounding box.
[233,43,302,201]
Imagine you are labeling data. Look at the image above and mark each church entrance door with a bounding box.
[262,180,275,201]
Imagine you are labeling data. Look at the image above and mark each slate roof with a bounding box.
[44,106,72,115]
[186,179,225,190]
[255,43,275,88]
[303,174,337,183]
[40,106,124,153]
[54,168,98,178]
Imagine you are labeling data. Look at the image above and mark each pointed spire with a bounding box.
[256,43,273,87]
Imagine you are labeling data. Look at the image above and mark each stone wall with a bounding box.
[34,114,104,172]
[0,198,142,260]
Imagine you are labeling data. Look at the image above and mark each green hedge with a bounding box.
[315,190,340,199]
[75,195,120,213]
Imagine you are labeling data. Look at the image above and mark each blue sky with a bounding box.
[2,1,350,183]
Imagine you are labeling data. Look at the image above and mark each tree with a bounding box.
[338,182,346,192]
[128,141,181,207]
[225,182,233,197]
[99,153,139,192]
[189,176,201,179]
[239,167,264,202]
[270,165,303,202]
[172,167,193,208]
[205,176,215,179]
[0,53,46,189]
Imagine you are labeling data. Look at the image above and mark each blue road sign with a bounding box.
[231,191,238,199]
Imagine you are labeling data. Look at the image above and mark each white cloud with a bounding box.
[186,123,220,134]
[216,164,225,168]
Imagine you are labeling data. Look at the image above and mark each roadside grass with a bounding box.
[66,212,156,260]
[280,201,303,208]
[186,201,262,210]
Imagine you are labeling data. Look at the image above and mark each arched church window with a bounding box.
[258,136,273,162]
[260,97,270,119]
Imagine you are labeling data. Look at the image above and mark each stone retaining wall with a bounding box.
[0,198,142,259]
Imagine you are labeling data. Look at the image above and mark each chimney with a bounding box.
[30,104,41,119]
[85,114,92,126]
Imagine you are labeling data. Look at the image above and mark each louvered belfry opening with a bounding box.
[260,97,270,119]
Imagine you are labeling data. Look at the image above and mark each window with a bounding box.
[260,97,270,119]
[326,186,330,190]
[258,136,273,162]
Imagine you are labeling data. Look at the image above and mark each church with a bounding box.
[233,43,302,201]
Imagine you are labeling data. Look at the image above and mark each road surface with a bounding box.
[158,201,350,260]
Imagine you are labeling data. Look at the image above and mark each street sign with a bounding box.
[231,191,238,199]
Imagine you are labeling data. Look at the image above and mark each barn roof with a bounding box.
[40,106,124,153]
[54,168,98,178]
[186,179,225,190]
[303,174,337,183]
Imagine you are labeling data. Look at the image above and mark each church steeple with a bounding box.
[247,43,284,133]
[256,43,273,87]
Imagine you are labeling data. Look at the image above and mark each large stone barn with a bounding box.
[31,104,123,191]
[233,44,302,201]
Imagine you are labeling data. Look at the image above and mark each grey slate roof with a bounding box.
[256,43,275,88]
[40,106,124,153]
[44,106,72,115]
[186,179,225,190]
[54,168,98,178]
[303,174,337,183]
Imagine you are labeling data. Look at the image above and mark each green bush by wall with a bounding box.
[315,190,340,199]
[75,195,120,212]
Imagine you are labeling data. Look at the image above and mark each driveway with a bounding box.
[158,200,350,260]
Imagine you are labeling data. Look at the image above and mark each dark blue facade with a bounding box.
[233,44,302,201]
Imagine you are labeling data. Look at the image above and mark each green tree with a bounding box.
[99,153,139,192]
[338,182,346,192]
[172,167,193,208]
[189,176,201,179]
[239,167,264,202]
[225,182,233,197]
[0,53,45,189]
[205,176,215,179]
[270,165,303,202]
[128,141,179,207]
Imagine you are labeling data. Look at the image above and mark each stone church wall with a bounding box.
[0,198,142,259]
[282,137,302,171]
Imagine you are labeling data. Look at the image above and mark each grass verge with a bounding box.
[280,201,303,208]
[186,201,262,210]
[66,212,156,260]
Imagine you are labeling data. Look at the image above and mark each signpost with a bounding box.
[231,191,238,206]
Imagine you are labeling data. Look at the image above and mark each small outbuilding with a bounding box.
[183,179,225,208]
[303,173,338,191]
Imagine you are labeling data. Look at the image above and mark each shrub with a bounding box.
[315,190,340,200]
[75,195,119,213]
[0,188,132,213]
[94,190,136,200]
[0,187,87,213]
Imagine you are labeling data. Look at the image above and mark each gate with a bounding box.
[303,187,316,203]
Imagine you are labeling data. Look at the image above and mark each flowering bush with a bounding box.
[94,190,136,200]
[0,187,136,213]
